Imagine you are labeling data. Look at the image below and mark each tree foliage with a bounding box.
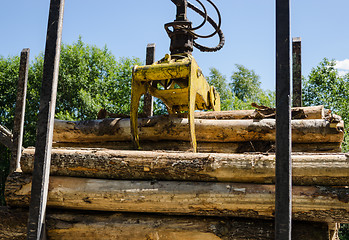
[303,58,349,152]
[57,38,142,121]
[207,65,275,111]
[340,224,349,240]
[0,55,21,205]
[230,64,262,102]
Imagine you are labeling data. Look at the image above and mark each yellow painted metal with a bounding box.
[130,54,220,152]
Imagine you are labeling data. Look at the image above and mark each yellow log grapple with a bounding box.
[130,0,225,152]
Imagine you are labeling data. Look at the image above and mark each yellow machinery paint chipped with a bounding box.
[130,0,225,152]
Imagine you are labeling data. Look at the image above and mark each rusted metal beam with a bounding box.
[292,37,302,107]
[11,48,30,173]
[27,0,65,239]
[143,43,156,117]
[275,0,292,239]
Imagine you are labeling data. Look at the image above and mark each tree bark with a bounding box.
[53,117,344,144]
[99,105,326,120]
[52,141,342,153]
[0,207,337,240]
[20,148,349,186]
[5,173,349,223]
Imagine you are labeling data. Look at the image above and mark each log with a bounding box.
[52,140,343,153]
[5,173,349,223]
[99,105,326,120]
[53,117,344,144]
[195,105,325,120]
[0,207,338,240]
[20,148,349,186]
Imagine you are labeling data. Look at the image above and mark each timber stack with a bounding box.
[3,105,348,239]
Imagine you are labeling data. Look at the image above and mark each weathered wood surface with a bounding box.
[0,207,28,240]
[21,148,349,186]
[53,117,344,144]
[196,105,326,120]
[0,207,337,240]
[52,140,342,153]
[5,173,349,223]
[99,105,326,120]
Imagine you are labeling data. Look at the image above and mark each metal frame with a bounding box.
[292,37,302,107]
[275,0,292,239]
[27,0,65,239]
[143,43,156,117]
[11,48,30,173]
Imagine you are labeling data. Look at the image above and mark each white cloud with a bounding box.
[338,70,349,77]
[334,59,349,76]
[335,59,349,70]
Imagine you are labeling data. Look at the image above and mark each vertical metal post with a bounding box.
[143,43,156,117]
[11,48,30,173]
[292,37,302,107]
[275,0,292,239]
[27,0,65,239]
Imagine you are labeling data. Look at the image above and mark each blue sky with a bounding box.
[1,0,348,91]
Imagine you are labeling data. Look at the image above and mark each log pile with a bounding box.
[5,172,349,223]
[53,106,345,153]
[0,207,339,240]
[3,106,347,239]
[20,148,349,186]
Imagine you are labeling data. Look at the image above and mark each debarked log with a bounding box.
[52,141,343,153]
[53,117,344,144]
[193,105,325,120]
[0,207,338,240]
[20,148,349,186]
[5,173,349,223]
[100,106,326,120]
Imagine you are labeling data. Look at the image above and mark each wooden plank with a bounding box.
[11,48,30,173]
[20,148,349,186]
[6,173,349,223]
[53,117,344,144]
[27,0,65,239]
[0,207,337,240]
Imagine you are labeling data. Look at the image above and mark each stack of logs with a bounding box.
[3,105,348,239]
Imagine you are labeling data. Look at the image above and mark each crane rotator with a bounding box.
[130,0,225,152]
[166,0,225,54]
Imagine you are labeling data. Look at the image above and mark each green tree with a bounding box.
[230,64,275,108]
[230,64,262,102]
[206,67,233,110]
[303,58,349,152]
[56,38,142,121]
[0,55,21,205]
[340,224,349,240]
[207,66,275,111]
